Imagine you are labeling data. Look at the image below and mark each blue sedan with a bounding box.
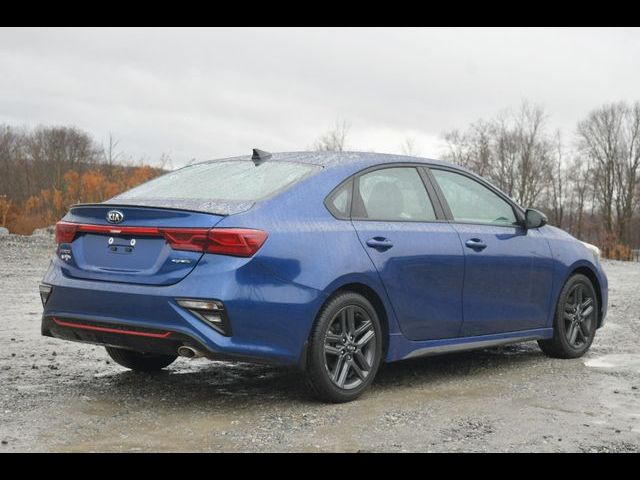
[40,150,608,402]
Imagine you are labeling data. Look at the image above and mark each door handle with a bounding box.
[465,238,487,251]
[366,237,393,251]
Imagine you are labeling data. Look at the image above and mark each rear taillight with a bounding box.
[161,228,211,252]
[163,228,267,257]
[54,221,267,258]
[55,221,78,244]
[205,229,268,257]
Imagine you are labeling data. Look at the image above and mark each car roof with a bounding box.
[195,151,460,171]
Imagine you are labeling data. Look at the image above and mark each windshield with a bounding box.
[115,160,319,202]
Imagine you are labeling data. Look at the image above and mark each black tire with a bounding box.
[305,292,383,403]
[538,274,598,359]
[105,346,177,372]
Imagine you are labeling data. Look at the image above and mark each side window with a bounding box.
[431,169,517,226]
[325,179,352,219]
[354,167,437,221]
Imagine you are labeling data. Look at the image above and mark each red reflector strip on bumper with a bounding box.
[53,318,172,339]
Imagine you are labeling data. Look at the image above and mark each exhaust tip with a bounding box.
[177,346,202,358]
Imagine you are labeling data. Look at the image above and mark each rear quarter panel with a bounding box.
[214,165,403,340]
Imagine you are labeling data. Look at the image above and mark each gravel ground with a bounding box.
[1,233,639,452]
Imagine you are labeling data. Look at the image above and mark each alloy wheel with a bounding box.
[323,305,376,390]
[563,282,595,348]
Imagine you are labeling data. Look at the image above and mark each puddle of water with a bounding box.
[584,354,640,373]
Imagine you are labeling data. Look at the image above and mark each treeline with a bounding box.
[0,125,165,235]
[442,101,640,260]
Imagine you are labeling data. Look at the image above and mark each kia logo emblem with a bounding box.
[106,210,124,224]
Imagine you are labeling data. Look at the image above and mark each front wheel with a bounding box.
[538,274,598,359]
[105,346,177,372]
[305,292,383,403]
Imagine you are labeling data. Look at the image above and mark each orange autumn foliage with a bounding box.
[4,165,162,235]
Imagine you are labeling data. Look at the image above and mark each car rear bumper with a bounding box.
[41,255,326,366]
[41,315,280,364]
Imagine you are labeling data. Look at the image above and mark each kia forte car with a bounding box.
[40,150,608,402]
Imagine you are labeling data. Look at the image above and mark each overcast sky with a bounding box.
[1,27,639,167]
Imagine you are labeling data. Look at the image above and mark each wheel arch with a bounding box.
[298,280,392,369]
[568,264,604,327]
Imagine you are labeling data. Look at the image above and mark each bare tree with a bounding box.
[548,131,565,228]
[576,101,640,244]
[577,102,624,235]
[569,156,592,240]
[25,126,100,195]
[103,133,122,169]
[442,102,553,207]
[314,120,350,152]
[443,120,493,177]
[615,102,640,244]
[400,137,421,157]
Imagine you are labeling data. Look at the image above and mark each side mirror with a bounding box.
[524,208,548,229]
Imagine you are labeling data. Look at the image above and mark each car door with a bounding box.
[350,165,465,341]
[428,167,554,337]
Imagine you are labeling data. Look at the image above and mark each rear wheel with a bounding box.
[538,274,598,359]
[305,292,383,403]
[105,346,177,372]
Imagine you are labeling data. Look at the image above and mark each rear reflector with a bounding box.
[55,221,267,257]
[176,298,230,336]
[39,284,52,307]
[53,318,173,339]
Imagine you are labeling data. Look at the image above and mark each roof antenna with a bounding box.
[252,148,272,166]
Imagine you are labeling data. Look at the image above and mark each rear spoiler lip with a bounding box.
[69,202,231,217]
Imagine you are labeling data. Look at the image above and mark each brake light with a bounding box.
[54,221,267,257]
[162,228,211,253]
[205,228,268,257]
[55,221,78,243]
[162,228,267,257]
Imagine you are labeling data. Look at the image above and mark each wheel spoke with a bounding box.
[354,320,372,339]
[324,344,342,356]
[335,359,350,387]
[582,305,594,318]
[326,332,342,343]
[579,322,590,341]
[350,360,367,380]
[354,350,371,371]
[346,307,356,336]
[332,355,345,380]
[581,297,593,310]
[357,330,375,348]
[575,285,583,306]
[339,310,348,335]
[563,312,574,322]
[568,323,578,345]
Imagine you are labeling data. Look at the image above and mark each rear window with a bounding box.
[116,161,319,202]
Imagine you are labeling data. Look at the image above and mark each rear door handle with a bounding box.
[465,238,487,251]
[366,237,393,251]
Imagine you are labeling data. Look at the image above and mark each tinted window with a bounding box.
[355,167,436,221]
[431,169,517,225]
[326,179,352,218]
[116,161,319,202]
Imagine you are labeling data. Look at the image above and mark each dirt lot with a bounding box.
[1,233,639,452]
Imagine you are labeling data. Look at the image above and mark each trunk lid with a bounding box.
[58,205,225,286]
